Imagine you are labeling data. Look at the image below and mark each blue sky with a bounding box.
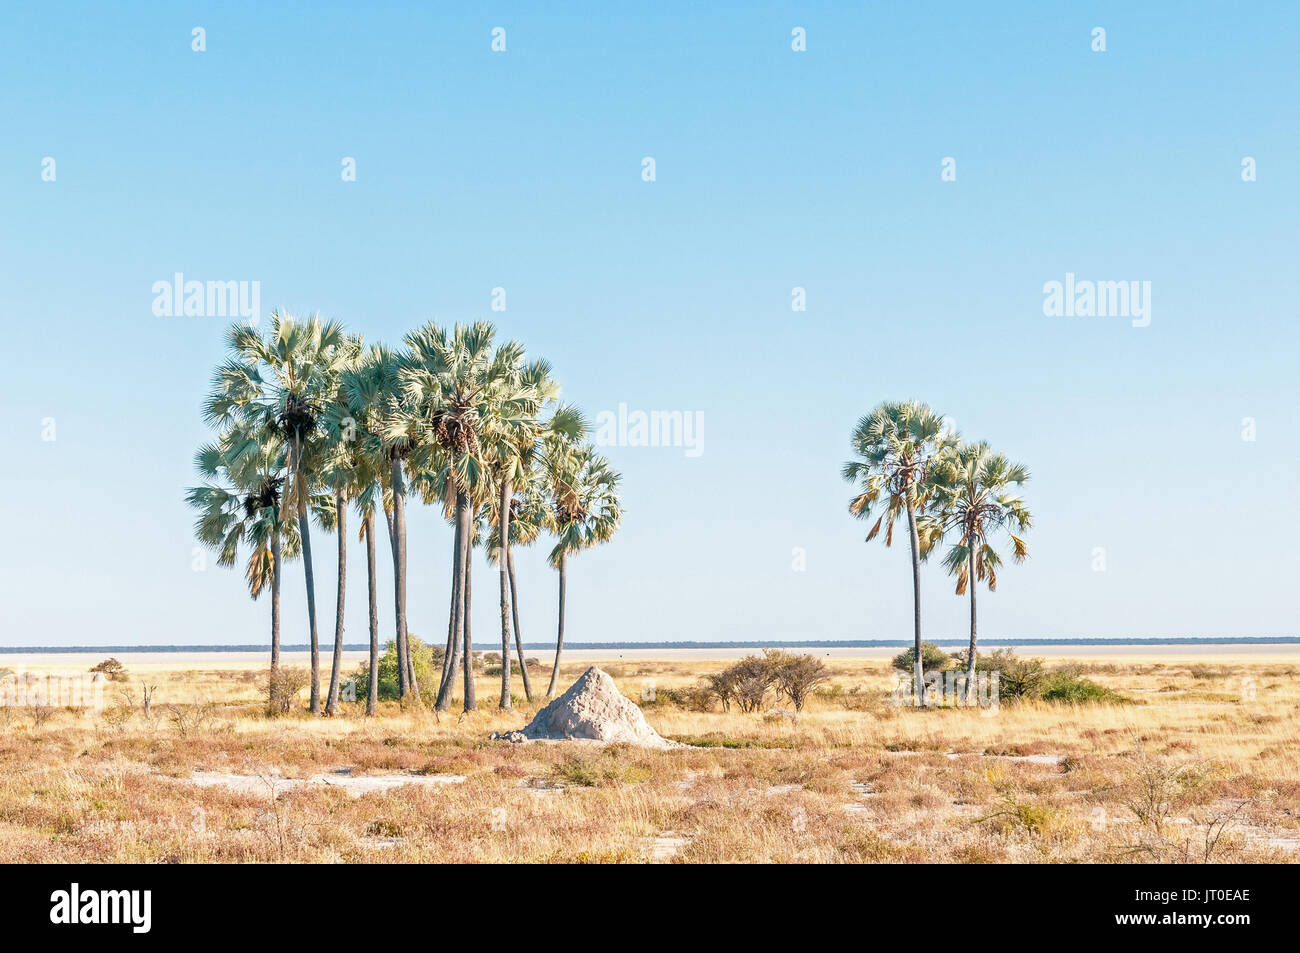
[1,2,1297,647]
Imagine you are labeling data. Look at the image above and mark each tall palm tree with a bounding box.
[318,337,373,715]
[203,312,352,714]
[187,422,300,688]
[406,459,471,710]
[842,400,956,704]
[542,444,622,697]
[484,364,545,709]
[393,320,535,713]
[340,344,406,714]
[359,345,422,702]
[486,478,553,703]
[358,483,382,715]
[342,348,421,699]
[924,441,1031,702]
[486,365,584,708]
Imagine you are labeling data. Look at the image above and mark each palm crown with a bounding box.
[188,424,300,598]
[924,441,1031,593]
[539,440,621,697]
[842,400,955,546]
[395,321,541,510]
[204,312,354,511]
[544,443,622,567]
[331,342,398,522]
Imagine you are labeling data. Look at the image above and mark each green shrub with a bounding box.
[950,648,1044,700]
[954,649,1127,705]
[891,642,952,675]
[991,652,1046,701]
[1041,671,1127,704]
[977,794,1064,836]
[352,635,443,704]
[552,751,651,786]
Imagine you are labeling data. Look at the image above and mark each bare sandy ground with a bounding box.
[509,644,1300,665]
[2,643,1297,674]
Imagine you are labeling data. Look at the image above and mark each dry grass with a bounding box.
[1,655,1297,863]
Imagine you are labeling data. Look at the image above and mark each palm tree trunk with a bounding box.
[463,530,476,711]
[405,634,419,694]
[965,546,978,706]
[507,549,533,701]
[436,517,461,709]
[904,498,923,705]
[365,509,379,716]
[270,524,282,673]
[390,457,413,700]
[382,502,407,699]
[404,636,418,699]
[497,477,513,709]
[437,490,470,711]
[546,551,567,697]
[325,489,347,715]
[293,433,321,715]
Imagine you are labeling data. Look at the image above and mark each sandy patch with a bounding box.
[185,768,465,797]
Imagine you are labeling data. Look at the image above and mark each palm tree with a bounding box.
[842,400,956,704]
[541,444,622,697]
[318,338,374,715]
[924,441,1031,702]
[485,361,584,708]
[339,344,406,714]
[357,345,422,702]
[187,422,300,688]
[361,490,382,714]
[415,456,473,711]
[203,312,352,714]
[394,320,535,713]
[484,364,545,709]
[486,479,553,703]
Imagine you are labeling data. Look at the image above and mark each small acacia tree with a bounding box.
[90,658,128,682]
[770,653,831,711]
[705,651,831,713]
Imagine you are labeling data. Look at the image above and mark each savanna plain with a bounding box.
[2,648,1297,864]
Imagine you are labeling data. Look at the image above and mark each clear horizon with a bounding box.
[4,636,1300,652]
[2,2,1297,648]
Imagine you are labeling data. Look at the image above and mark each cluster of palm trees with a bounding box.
[187,313,623,716]
[843,400,1032,703]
